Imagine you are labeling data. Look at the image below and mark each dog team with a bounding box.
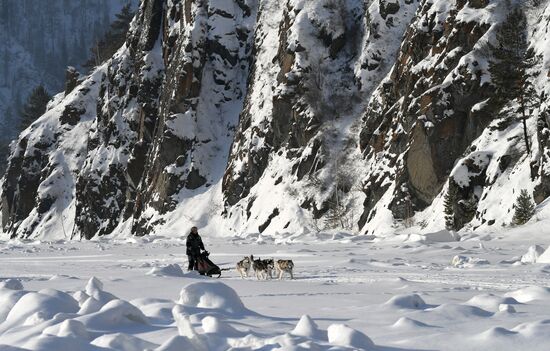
[236,255,294,280]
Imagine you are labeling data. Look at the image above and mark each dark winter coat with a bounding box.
[186,232,205,256]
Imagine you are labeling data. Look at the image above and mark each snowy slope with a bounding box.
[2,0,550,240]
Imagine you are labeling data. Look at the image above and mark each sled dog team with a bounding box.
[236,255,294,280]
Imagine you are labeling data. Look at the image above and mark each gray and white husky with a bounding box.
[275,259,294,280]
[236,256,252,279]
[252,256,275,280]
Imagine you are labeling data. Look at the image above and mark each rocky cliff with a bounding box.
[2,0,550,239]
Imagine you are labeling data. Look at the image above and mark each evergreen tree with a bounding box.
[444,187,456,231]
[489,8,542,154]
[20,85,51,131]
[83,3,135,70]
[512,189,535,225]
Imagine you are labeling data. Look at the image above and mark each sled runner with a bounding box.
[196,251,229,278]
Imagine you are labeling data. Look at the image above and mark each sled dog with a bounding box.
[252,256,274,280]
[275,259,294,280]
[236,256,252,279]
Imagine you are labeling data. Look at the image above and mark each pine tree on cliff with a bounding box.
[20,85,51,130]
[83,3,135,70]
[444,187,456,231]
[489,7,542,154]
[512,189,535,225]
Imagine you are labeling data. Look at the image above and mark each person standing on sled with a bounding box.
[186,226,205,271]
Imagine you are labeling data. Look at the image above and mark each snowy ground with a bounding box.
[0,226,549,350]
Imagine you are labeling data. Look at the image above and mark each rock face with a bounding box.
[358,0,497,231]
[1,0,550,239]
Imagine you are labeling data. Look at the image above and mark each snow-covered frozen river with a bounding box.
[0,228,549,350]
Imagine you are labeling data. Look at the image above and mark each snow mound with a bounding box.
[177,282,246,314]
[5,290,78,326]
[77,299,149,329]
[201,316,241,336]
[43,319,89,338]
[85,276,103,293]
[0,279,24,291]
[171,305,208,348]
[292,314,325,339]
[536,246,550,264]
[146,264,185,277]
[156,336,198,351]
[392,317,438,329]
[511,319,550,338]
[408,230,461,243]
[327,324,374,349]
[476,326,518,340]
[428,303,493,319]
[451,255,490,268]
[521,245,546,264]
[464,294,520,312]
[72,291,89,305]
[83,277,116,306]
[0,289,27,323]
[91,332,158,351]
[23,334,97,351]
[78,296,104,314]
[505,286,550,303]
[384,294,427,309]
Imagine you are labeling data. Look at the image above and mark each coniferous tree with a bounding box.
[20,85,51,131]
[489,8,542,154]
[512,189,535,225]
[444,187,456,231]
[83,3,135,70]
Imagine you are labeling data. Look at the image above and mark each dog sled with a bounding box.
[196,251,230,278]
